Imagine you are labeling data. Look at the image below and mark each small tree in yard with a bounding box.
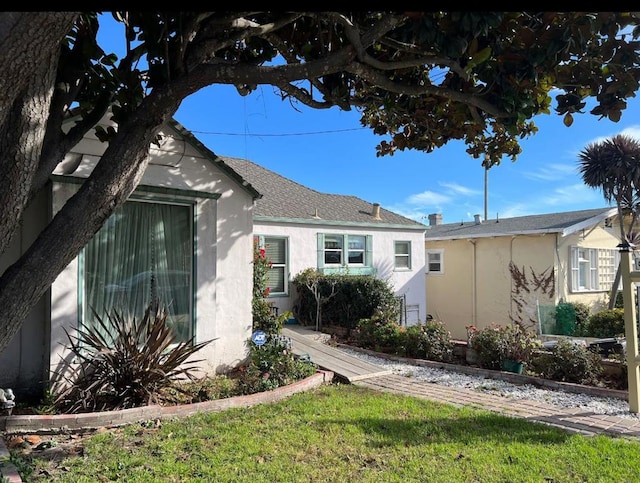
[2,12,640,352]
[294,268,338,332]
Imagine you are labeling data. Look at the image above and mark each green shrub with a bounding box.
[253,240,284,337]
[238,335,317,394]
[503,323,541,364]
[398,320,453,362]
[468,324,510,370]
[353,317,401,351]
[292,271,399,329]
[586,308,625,338]
[614,290,624,309]
[531,339,603,385]
[468,323,539,370]
[569,302,591,336]
[160,375,240,404]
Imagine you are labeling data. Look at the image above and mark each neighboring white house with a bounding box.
[223,157,428,325]
[0,117,260,397]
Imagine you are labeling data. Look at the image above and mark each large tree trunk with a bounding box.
[0,92,182,352]
[0,12,78,257]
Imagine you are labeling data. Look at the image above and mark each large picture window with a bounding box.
[570,246,618,292]
[83,199,194,342]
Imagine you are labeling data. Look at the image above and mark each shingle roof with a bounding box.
[222,157,426,229]
[424,207,618,240]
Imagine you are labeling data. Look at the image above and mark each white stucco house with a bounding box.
[1,113,427,399]
[0,117,260,397]
[223,157,428,325]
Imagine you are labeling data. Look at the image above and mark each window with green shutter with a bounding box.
[317,233,374,275]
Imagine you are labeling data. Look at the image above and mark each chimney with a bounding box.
[428,213,442,226]
[474,214,482,225]
[372,202,381,220]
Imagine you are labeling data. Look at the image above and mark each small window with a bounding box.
[256,235,289,296]
[570,246,618,292]
[426,249,443,274]
[348,235,366,265]
[324,234,343,265]
[394,241,411,269]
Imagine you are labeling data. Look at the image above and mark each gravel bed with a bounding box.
[337,347,640,421]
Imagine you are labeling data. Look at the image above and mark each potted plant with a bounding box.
[502,323,541,374]
[468,323,541,373]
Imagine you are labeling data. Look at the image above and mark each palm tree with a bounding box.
[578,134,640,308]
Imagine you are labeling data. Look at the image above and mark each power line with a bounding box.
[189,127,368,137]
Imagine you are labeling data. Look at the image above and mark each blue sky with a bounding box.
[98,15,640,225]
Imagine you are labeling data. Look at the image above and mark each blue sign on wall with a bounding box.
[251,330,267,346]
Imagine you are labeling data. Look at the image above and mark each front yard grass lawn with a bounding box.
[9,383,640,482]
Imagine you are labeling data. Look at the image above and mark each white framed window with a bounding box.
[394,241,411,269]
[426,249,444,274]
[317,233,373,275]
[255,235,289,296]
[83,199,194,342]
[324,234,344,265]
[570,246,619,292]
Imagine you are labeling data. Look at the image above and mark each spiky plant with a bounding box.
[578,133,640,308]
[53,304,213,413]
[578,133,640,241]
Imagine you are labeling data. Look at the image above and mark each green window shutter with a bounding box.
[365,235,373,267]
[317,233,324,269]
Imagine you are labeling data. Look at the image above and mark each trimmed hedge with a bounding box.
[292,270,399,329]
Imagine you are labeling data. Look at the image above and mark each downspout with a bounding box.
[469,239,477,326]
[510,236,516,321]
[554,232,564,303]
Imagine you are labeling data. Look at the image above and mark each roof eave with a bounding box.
[560,207,618,237]
[255,216,427,230]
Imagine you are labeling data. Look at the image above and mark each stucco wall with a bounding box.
[425,222,623,340]
[255,221,426,326]
[6,123,256,395]
[556,225,621,311]
[0,190,51,396]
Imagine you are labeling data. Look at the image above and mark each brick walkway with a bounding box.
[355,374,640,439]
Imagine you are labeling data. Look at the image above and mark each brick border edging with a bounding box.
[0,370,333,483]
[337,343,629,401]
